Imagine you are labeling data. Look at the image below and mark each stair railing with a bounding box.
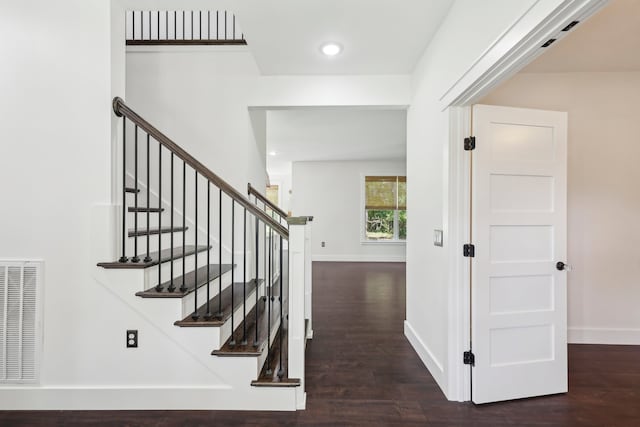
[112,96,289,378]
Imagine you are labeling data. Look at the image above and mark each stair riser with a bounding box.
[126,232,195,255]
[256,313,283,377]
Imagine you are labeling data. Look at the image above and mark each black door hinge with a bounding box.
[463,351,475,366]
[464,136,476,151]
[463,244,475,258]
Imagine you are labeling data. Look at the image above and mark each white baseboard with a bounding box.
[0,386,297,411]
[404,321,447,395]
[568,327,640,345]
[312,254,405,262]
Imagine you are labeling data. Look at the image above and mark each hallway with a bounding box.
[1,262,639,425]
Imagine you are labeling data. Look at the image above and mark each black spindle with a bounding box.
[168,153,175,292]
[278,234,284,378]
[119,117,128,263]
[199,11,202,40]
[242,207,247,345]
[207,11,210,39]
[233,14,236,39]
[266,227,272,375]
[174,11,177,40]
[132,11,136,41]
[131,125,140,263]
[224,11,227,40]
[218,188,223,318]
[229,200,236,346]
[205,181,212,319]
[148,10,151,40]
[166,11,168,40]
[144,134,151,263]
[216,11,219,39]
[182,11,185,40]
[192,171,199,320]
[155,144,163,291]
[254,204,259,347]
[157,10,160,41]
[180,162,186,292]
[191,11,194,40]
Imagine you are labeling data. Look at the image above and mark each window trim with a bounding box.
[360,173,406,245]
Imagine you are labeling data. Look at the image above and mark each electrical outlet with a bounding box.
[126,330,138,348]
[321,241,326,247]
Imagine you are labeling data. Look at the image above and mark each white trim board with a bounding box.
[312,255,405,263]
[442,0,609,109]
[568,328,640,345]
[0,387,297,411]
[404,321,446,394]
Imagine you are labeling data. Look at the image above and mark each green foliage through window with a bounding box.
[364,176,406,241]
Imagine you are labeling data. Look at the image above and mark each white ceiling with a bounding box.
[522,0,640,73]
[233,0,454,75]
[266,109,407,175]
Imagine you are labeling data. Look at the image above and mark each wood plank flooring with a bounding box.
[1,261,639,426]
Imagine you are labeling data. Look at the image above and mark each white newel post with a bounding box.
[304,217,313,339]
[287,217,311,410]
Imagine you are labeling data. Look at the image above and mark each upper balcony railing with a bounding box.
[126,10,247,45]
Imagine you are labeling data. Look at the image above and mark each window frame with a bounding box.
[360,173,406,245]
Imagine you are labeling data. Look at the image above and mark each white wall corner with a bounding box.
[404,320,447,397]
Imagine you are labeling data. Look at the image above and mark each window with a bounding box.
[266,184,279,206]
[364,175,406,241]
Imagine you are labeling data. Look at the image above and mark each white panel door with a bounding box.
[471,104,568,404]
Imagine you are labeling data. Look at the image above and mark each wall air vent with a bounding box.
[0,261,43,384]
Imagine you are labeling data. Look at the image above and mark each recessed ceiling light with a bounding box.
[269,151,277,156]
[320,42,342,57]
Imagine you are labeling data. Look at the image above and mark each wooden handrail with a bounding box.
[247,183,288,220]
[113,97,289,239]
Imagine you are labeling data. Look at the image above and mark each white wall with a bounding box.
[291,160,406,262]
[481,71,640,345]
[0,0,111,391]
[405,0,566,399]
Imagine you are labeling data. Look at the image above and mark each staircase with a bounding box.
[96,97,311,410]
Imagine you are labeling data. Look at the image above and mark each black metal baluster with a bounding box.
[216,11,219,40]
[131,125,140,263]
[192,171,199,320]
[233,14,236,39]
[254,204,259,347]
[242,207,247,345]
[148,10,151,40]
[132,11,136,41]
[278,234,284,378]
[182,11,185,40]
[229,200,236,346]
[266,227,272,375]
[155,144,163,291]
[191,11,194,40]
[174,11,177,40]
[168,153,175,292]
[208,11,210,39]
[199,11,202,40]
[218,188,223,318]
[119,117,128,263]
[180,162,186,292]
[224,11,227,40]
[157,10,160,40]
[166,11,168,40]
[144,134,151,263]
[205,181,212,319]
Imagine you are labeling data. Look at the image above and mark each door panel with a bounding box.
[471,104,567,404]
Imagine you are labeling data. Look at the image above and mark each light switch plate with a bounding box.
[434,230,443,247]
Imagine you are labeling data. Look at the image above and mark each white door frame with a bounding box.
[443,0,608,402]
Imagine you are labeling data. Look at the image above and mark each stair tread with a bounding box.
[128,226,187,237]
[175,278,262,326]
[125,187,140,193]
[251,327,300,387]
[97,245,210,269]
[136,263,234,298]
[212,285,283,357]
[128,207,164,213]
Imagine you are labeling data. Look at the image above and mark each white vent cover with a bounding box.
[0,261,42,384]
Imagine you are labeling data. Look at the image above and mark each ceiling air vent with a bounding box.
[0,261,42,384]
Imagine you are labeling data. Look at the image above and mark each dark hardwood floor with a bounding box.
[2,261,639,426]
